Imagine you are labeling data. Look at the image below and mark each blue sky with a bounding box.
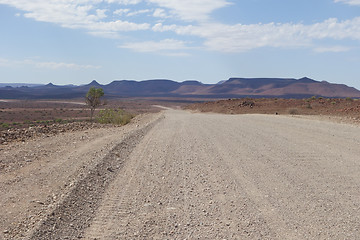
[0,0,360,89]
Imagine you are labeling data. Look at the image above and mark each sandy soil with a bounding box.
[0,112,162,239]
[185,98,360,124]
[2,110,360,239]
[0,98,184,129]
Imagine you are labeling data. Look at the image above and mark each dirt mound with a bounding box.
[185,97,360,123]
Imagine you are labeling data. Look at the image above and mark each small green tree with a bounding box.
[85,87,104,121]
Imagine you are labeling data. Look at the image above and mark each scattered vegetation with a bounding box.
[96,108,133,125]
[1,123,10,129]
[288,108,299,115]
[54,118,63,123]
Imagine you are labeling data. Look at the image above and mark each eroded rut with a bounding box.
[28,117,162,239]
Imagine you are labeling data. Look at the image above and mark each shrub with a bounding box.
[346,97,353,102]
[1,123,10,129]
[96,108,133,125]
[288,108,299,115]
[54,118,63,123]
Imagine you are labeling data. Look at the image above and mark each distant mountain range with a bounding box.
[0,77,360,99]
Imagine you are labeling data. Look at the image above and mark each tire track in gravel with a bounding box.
[23,109,360,239]
[83,112,185,239]
[83,110,277,239]
[27,116,163,240]
[83,110,360,239]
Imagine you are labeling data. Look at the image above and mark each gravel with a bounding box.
[2,110,360,239]
[0,113,162,240]
[83,110,360,239]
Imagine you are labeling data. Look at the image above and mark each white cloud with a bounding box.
[109,0,231,21]
[87,31,122,39]
[0,0,150,36]
[0,58,11,67]
[0,57,101,70]
[153,8,168,18]
[118,38,188,52]
[334,0,360,6]
[126,9,150,17]
[147,0,231,22]
[87,20,149,32]
[1,0,359,54]
[113,8,130,16]
[28,60,101,70]
[160,52,190,57]
[95,9,107,19]
[313,46,350,53]
[307,17,360,40]
[0,0,231,44]
[152,23,179,32]
[153,22,309,52]
[153,17,360,52]
[105,0,142,4]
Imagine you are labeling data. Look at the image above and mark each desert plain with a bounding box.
[1,97,360,239]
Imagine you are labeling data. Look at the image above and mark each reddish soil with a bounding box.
[0,98,187,131]
[185,97,360,121]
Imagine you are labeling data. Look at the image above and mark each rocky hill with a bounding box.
[1,77,359,99]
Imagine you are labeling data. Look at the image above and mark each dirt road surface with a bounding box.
[2,110,360,239]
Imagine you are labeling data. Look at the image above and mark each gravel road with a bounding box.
[83,110,360,239]
[2,110,360,239]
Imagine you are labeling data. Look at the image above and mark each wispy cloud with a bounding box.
[0,57,101,70]
[119,38,189,52]
[0,0,150,36]
[113,8,130,16]
[0,58,11,67]
[126,9,150,17]
[87,31,122,39]
[1,0,360,55]
[147,0,231,22]
[313,46,350,53]
[153,17,360,52]
[160,52,190,57]
[153,8,168,18]
[106,0,142,4]
[334,0,360,6]
[28,60,101,70]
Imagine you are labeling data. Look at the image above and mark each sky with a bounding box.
[0,0,360,89]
